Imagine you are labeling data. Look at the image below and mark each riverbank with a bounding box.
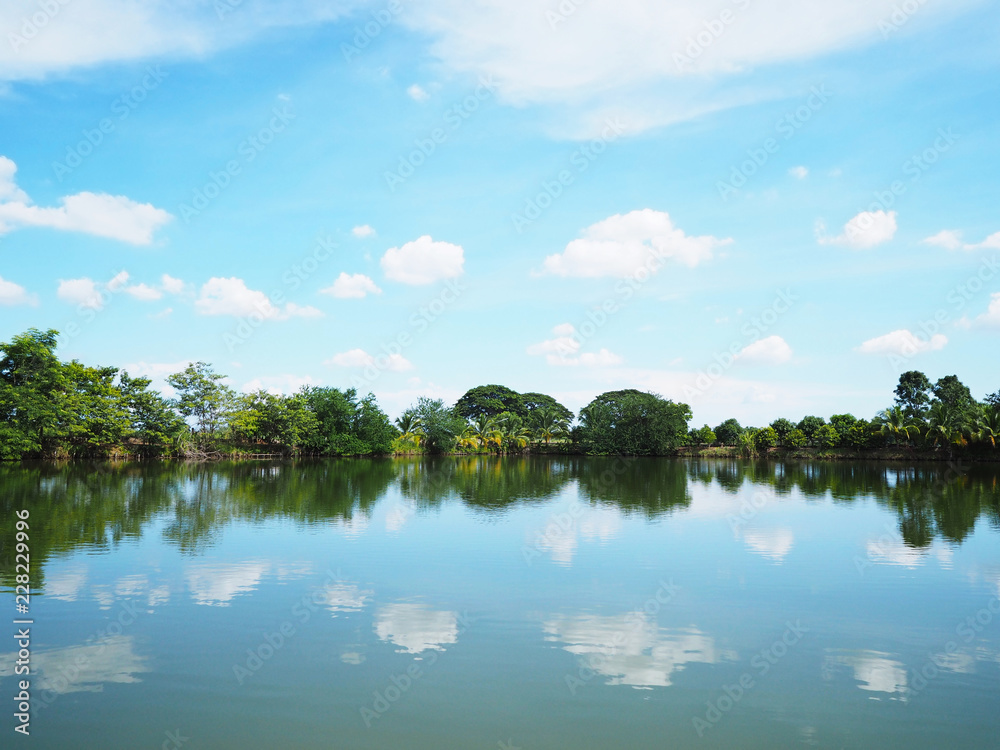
[676,446,1000,462]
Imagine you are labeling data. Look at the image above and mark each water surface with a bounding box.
[2,458,999,749]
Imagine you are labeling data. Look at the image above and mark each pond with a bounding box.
[2,457,999,749]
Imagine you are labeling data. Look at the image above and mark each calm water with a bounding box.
[2,458,1000,749]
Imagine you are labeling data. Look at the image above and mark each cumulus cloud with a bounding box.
[241,374,320,395]
[736,335,793,365]
[161,274,186,294]
[527,324,623,367]
[817,210,897,249]
[922,229,1000,252]
[381,235,465,284]
[0,276,36,306]
[857,329,947,356]
[970,293,1000,328]
[321,272,382,299]
[0,157,171,245]
[195,277,322,319]
[325,348,413,372]
[123,283,162,301]
[788,166,808,179]
[351,224,376,238]
[541,209,729,278]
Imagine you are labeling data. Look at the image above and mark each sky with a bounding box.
[0,0,998,426]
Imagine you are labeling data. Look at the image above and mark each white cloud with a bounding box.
[0,276,36,306]
[195,277,322,319]
[817,210,897,249]
[971,293,1000,328]
[857,329,947,356]
[544,614,726,688]
[0,0,363,81]
[0,158,171,245]
[381,235,465,284]
[324,583,372,617]
[922,229,1000,252]
[0,636,150,694]
[541,209,729,278]
[407,83,429,101]
[824,651,908,699]
[161,274,186,294]
[789,166,808,179]
[351,224,376,238]
[736,335,793,365]
[527,324,623,367]
[57,277,104,309]
[123,282,162,301]
[185,561,269,607]
[321,272,382,299]
[241,374,319,395]
[375,603,459,654]
[326,348,414,372]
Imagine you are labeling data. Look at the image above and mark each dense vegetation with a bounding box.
[0,329,997,460]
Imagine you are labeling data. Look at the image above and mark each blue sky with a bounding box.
[0,0,998,425]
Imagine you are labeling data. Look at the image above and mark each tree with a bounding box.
[894,370,933,418]
[986,391,1000,408]
[62,362,131,456]
[395,412,424,448]
[412,397,465,453]
[932,375,975,413]
[533,407,570,446]
[973,405,1000,447]
[352,394,397,454]
[925,401,966,448]
[119,372,184,456]
[754,426,778,451]
[844,419,873,450]
[689,425,716,446]
[167,362,234,444]
[577,390,691,455]
[814,424,840,448]
[875,406,921,446]
[462,414,500,451]
[0,328,68,457]
[829,414,858,444]
[786,429,807,448]
[497,411,533,453]
[521,392,573,427]
[769,418,794,444]
[454,385,524,421]
[714,418,743,446]
[796,416,825,443]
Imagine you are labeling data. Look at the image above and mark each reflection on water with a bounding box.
[0,457,998,749]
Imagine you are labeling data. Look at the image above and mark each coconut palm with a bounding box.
[924,401,967,448]
[875,406,922,445]
[973,404,1000,447]
[463,414,501,452]
[534,407,570,446]
[395,413,424,448]
[498,412,532,453]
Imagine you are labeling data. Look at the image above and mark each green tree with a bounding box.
[874,406,921,446]
[714,418,743,446]
[521,392,573,427]
[352,394,397,454]
[754,426,779,451]
[844,419,873,450]
[796,416,826,443]
[0,328,68,457]
[533,407,570,446]
[62,362,131,456]
[167,362,234,445]
[894,370,933,418]
[412,397,465,453]
[454,385,524,421]
[577,390,691,455]
[119,373,184,456]
[689,425,716,446]
[814,424,840,448]
[829,414,858,444]
[786,429,807,448]
[932,375,975,413]
[769,418,794,444]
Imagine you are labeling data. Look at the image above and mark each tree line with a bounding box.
[0,329,996,460]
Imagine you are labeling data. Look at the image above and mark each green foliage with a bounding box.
[0,328,67,457]
[829,414,858,442]
[814,424,840,448]
[754,426,779,450]
[769,418,794,443]
[520,392,573,426]
[844,419,873,450]
[894,370,933,418]
[796,416,825,440]
[786,429,807,448]
[167,362,234,444]
[713,418,743,446]
[577,390,691,455]
[454,385,524,420]
[689,425,716,446]
[412,397,465,453]
[932,375,975,414]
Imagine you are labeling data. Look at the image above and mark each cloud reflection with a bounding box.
[374,603,459,654]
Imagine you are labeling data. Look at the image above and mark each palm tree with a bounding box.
[395,413,424,448]
[498,413,532,454]
[463,415,501,452]
[534,407,570,447]
[973,404,1000,447]
[875,406,922,446]
[925,402,966,448]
